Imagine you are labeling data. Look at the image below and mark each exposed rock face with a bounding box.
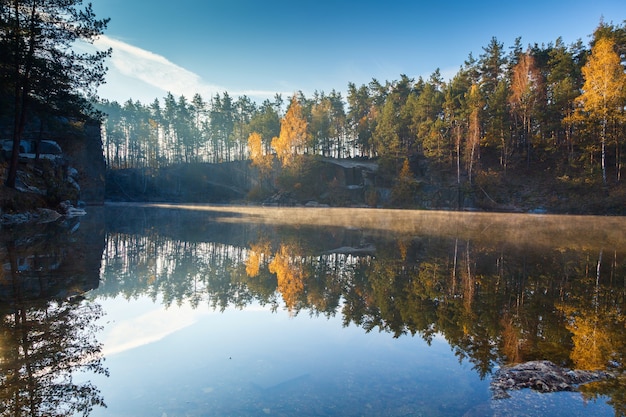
[490,360,612,399]
[1,118,106,211]
[55,121,106,205]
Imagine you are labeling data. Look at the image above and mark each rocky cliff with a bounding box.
[51,120,106,205]
[1,118,106,217]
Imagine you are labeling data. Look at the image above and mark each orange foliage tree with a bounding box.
[509,51,544,160]
[573,37,626,184]
[247,132,273,177]
[271,95,308,167]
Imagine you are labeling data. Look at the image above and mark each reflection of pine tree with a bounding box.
[97,217,626,412]
[0,299,108,417]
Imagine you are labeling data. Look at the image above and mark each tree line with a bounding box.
[1,2,625,198]
[99,21,626,188]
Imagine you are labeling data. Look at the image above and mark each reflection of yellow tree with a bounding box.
[570,315,613,370]
[245,240,272,278]
[500,314,523,363]
[560,305,615,370]
[397,238,409,262]
[558,250,622,370]
[246,251,261,278]
[268,244,306,312]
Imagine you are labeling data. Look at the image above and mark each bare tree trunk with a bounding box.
[601,118,607,185]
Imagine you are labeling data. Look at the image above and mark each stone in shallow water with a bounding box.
[490,360,611,400]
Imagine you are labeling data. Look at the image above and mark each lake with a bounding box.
[1,203,625,416]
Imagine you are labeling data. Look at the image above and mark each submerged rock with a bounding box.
[58,200,86,217]
[490,360,612,399]
[37,208,63,223]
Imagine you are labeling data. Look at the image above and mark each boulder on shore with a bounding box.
[490,360,612,399]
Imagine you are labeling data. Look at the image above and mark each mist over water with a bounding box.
[89,203,624,415]
[1,204,624,416]
[142,202,626,249]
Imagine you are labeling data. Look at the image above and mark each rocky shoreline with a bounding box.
[0,200,86,226]
[490,360,613,400]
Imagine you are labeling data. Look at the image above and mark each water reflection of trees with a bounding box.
[0,299,107,416]
[0,212,108,416]
[97,223,626,411]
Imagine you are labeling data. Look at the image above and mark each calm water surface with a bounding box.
[1,203,625,416]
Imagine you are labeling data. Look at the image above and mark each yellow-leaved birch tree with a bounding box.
[271,95,308,167]
[575,37,626,184]
[466,84,483,185]
[509,52,543,164]
[248,132,273,177]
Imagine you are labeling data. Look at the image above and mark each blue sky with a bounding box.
[89,0,625,104]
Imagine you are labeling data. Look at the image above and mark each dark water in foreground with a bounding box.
[1,203,625,416]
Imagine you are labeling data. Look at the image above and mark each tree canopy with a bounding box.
[574,37,626,184]
[91,19,626,211]
[0,0,110,187]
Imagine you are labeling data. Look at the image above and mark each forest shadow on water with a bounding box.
[2,203,626,416]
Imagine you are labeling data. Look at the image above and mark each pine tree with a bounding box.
[1,0,110,188]
[347,82,374,157]
[546,38,583,161]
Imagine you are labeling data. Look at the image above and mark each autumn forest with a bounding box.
[100,21,626,212]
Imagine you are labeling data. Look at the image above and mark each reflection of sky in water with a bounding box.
[85,295,614,417]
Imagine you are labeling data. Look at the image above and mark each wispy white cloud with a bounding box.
[95,35,223,100]
[94,35,287,103]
